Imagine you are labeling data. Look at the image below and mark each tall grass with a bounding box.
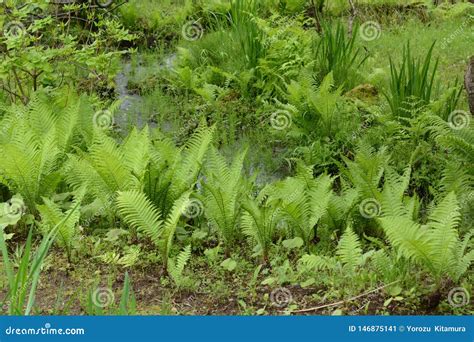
[230,0,265,69]
[0,203,80,315]
[314,20,368,89]
[85,272,136,315]
[385,42,439,118]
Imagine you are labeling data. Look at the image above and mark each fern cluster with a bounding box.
[0,90,472,292]
[379,192,473,282]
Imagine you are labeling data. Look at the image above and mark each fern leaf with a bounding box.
[161,192,191,268]
[336,225,362,272]
[116,190,163,246]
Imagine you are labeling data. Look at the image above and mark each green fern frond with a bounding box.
[378,215,433,271]
[170,125,214,199]
[168,245,192,287]
[341,143,388,198]
[161,192,190,269]
[121,127,150,182]
[118,246,141,268]
[203,147,247,246]
[299,254,336,271]
[37,190,83,259]
[90,132,133,192]
[379,166,411,217]
[242,197,279,261]
[308,174,333,227]
[116,190,163,246]
[63,155,111,206]
[426,192,461,275]
[336,225,362,272]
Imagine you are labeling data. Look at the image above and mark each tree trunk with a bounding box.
[465,56,474,115]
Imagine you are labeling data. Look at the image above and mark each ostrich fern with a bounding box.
[37,189,84,262]
[64,127,150,209]
[167,245,192,288]
[202,147,248,250]
[378,192,473,282]
[241,197,280,263]
[0,93,100,211]
[147,125,214,216]
[336,225,362,273]
[116,190,190,270]
[263,163,333,248]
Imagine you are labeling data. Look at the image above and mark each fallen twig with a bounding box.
[288,280,400,314]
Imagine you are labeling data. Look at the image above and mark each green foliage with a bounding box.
[378,192,473,282]
[202,147,248,249]
[37,190,84,262]
[167,245,192,288]
[0,92,89,210]
[0,201,80,315]
[116,190,190,270]
[220,257,238,272]
[241,195,280,263]
[286,72,356,140]
[230,0,265,70]
[0,1,134,104]
[85,272,136,315]
[340,143,389,199]
[263,163,333,247]
[314,20,368,89]
[98,245,141,269]
[282,237,304,249]
[385,42,438,118]
[147,125,214,216]
[336,225,363,273]
[64,127,150,209]
[0,1,472,316]
[118,272,137,315]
